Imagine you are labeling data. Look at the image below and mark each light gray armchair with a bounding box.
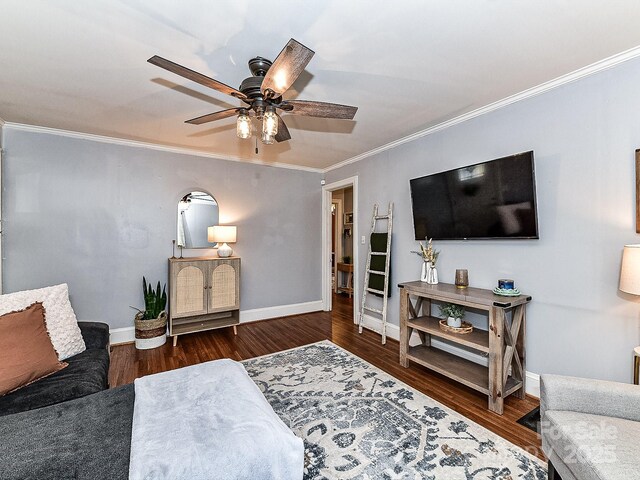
[540,374,640,480]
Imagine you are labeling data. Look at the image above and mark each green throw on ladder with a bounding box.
[358,203,393,344]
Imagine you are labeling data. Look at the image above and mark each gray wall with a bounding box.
[325,57,640,383]
[2,129,322,329]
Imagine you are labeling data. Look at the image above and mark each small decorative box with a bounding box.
[498,279,514,290]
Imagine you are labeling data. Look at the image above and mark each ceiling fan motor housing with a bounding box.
[239,76,264,100]
[240,57,282,109]
[240,57,274,102]
[248,56,272,76]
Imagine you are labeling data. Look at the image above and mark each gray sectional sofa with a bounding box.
[0,322,110,416]
[541,374,640,480]
[1,383,134,479]
[0,321,124,479]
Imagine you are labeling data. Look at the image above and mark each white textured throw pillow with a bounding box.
[0,284,86,360]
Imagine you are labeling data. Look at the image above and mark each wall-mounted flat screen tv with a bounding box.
[410,151,539,240]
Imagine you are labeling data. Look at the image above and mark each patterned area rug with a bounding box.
[243,341,546,480]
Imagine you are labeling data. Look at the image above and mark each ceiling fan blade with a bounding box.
[148,55,247,101]
[185,108,241,125]
[261,39,314,98]
[282,100,358,120]
[275,114,291,142]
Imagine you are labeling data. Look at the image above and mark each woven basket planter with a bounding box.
[134,311,167,350]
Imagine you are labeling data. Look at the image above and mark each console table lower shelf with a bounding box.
[398,281,531,415]
[405,345,521,399]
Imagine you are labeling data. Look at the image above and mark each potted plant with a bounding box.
[343,255,352,264]
[132,277,168,350]
[439,303,465,328]
[411,237,440,284]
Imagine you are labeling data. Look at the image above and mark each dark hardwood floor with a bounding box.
[110,293,543,460]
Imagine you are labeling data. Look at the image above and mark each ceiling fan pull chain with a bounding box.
[255,135,259,155]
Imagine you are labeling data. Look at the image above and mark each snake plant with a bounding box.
[141,277,167,320]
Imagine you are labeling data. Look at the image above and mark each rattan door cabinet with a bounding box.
[168,256,240,346]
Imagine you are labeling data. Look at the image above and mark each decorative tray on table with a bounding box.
[493,287,521,297]
[438,319,473,334]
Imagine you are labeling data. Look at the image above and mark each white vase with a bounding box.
[447,316,462,328]
[427,265,438,285]
[420,261,430,282]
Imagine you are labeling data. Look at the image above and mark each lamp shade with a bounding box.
[208,225,237,244]
[619,245,640,295]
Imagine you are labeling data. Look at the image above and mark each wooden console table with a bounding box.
[398,281,531,414]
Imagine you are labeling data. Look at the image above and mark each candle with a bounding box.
[498,279,514,290]
[455,269,469,288]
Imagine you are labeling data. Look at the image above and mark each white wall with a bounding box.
[325,57,640,383]
[2,128,323,329]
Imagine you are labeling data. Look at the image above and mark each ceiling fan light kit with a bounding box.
[261,131,275,145]
[236,109,252,139]
[262,106,278,137]
[148,38,358,147]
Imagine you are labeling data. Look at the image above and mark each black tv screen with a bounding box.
[410,151,539,240]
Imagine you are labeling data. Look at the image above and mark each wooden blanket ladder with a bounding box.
[358,203,393,344]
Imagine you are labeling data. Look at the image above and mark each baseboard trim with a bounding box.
[360,314,540,398]
[239,300,323,323]
[109,326,136,345]
[525,371,541,398]
[108,300,323,345]
[109,307,542,398]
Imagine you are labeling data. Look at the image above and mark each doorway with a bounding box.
[331,197,343,292]
[322,176,358,324]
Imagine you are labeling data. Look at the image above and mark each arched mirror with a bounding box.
[177,191,219,249]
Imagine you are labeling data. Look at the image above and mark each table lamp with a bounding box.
[619,244,640,384]
[208,225,237,258]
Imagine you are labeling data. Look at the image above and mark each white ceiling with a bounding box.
[2,1,640,171]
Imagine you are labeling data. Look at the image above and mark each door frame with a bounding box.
[0,143,3,293]
[0,142,4,294]
[331,197,344,293]
[322,176,358,324]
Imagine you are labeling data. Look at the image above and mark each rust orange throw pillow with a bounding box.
[0,302,68,396]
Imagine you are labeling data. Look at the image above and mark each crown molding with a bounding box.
[2,122,324,173]
[324,45,640,173]
[5,43,640,175]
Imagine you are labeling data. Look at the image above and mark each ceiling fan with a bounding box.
[148,38,358,146]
